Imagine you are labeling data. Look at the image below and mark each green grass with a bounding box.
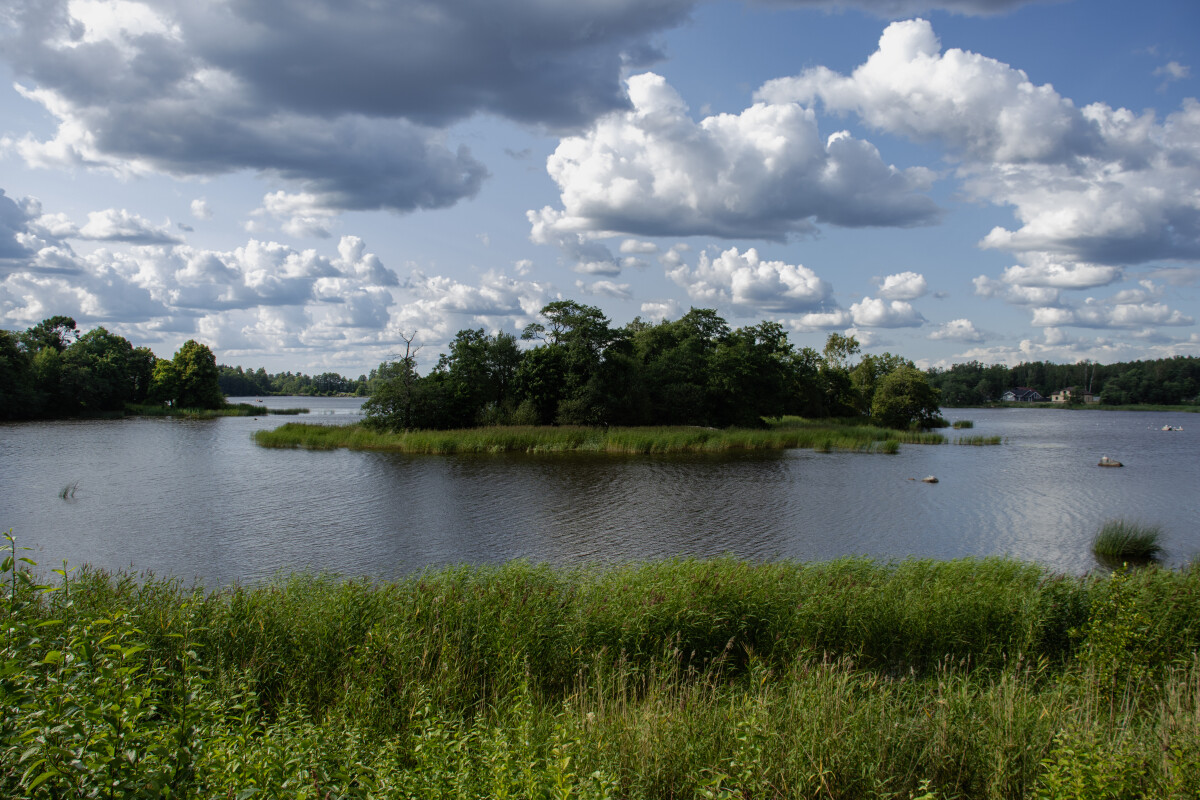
[254,418,947,454]
[955,435,1004,445]
[1092,519,1164,561]
[125,402,309,418]
[952,419,974,429]
[4,534,1200,799]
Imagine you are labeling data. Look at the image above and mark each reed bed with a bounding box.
[126,402,308,418]
[952,420,975,429]
[1092,519,1164,561]
[4,536,1200,798]
[255,420,947,454]
[954,435,1004,445]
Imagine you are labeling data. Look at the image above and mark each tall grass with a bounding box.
[255,420,947,454]
[125,402,309,418]
[1092,519,1164,561]
[952,419,975,429]
[955,435,1004,445]
[5,535,1200,798]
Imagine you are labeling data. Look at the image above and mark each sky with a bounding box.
[1,0,1199,377]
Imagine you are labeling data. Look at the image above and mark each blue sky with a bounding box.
[2,0,1198,375]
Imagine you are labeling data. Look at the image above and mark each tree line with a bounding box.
[0,316,224,419]
[217,365,368,397]
[363,301,944,432]
[926,356,1200,406]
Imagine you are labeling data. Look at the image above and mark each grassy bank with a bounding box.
[3,538,1200,798]
[253,417,947,454]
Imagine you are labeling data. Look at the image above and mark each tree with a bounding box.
[151,340,224,408]
[871,366,942,430]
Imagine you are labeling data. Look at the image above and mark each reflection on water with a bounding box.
[1,402,1197,585]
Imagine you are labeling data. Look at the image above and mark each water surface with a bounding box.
[2,402,1196,585]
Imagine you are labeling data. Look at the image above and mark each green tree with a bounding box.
[0,329,33,419]
[871,366,943,430]
[151,340,224,408]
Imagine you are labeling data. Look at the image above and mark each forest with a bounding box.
[362,301,942,432]
[0,316,224,420]
[925,356,1200,406]
[216,365,368,397]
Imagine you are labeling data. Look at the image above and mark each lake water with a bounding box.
[1,400,1196,586]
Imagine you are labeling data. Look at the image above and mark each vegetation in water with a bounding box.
[954,435,1004,446]
[3,530,1200,798]
[952,419,974,429]
[254,418,945,454]
[1092,519,1165,562]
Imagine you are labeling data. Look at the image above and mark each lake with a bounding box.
[1,400,1196,586]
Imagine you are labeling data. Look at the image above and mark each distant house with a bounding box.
[1050,386,1098,404]
[1001,387,1045,403]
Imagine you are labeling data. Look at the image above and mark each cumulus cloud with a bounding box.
[666,246,833,313]
[640,299,681,322]
[1030,299,1194,329]
[786,308,854,332]
[533,72,938,242]
[876,270,927,299]
[0,0,709,215]
[190,198,213,220]
[999,256,1122,289]
[973,275,1061,306]
[929,318,984,341]
[759,19,1200,266]
[576,279,633,299]
[849,296,925,327]
[0,189,39,261]
[77,209,182,244]
[758,19,1095,164]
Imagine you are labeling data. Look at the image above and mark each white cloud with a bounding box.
[620,239,659,254]
[639,299,681,322]
[575,279,633,299]
[78,208,182,244]
[849,296,926,327]
[786,308,853,332]
[1154,61,1190,82]
[876,270,927,299]
[666,246,833,313]
[758,19,1200,266]
[973,275,1060,306]
[757,18,1093,165]
[929,318,983,341]
[534,71,938,241]
[190,198,213,220]
[1031,299,1193,329]
[999,256,1121,289]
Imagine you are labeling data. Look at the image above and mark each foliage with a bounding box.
[871,366,943,430]
[927,356,1200,407]
[363,302,944,432]
[4,542,1200,798]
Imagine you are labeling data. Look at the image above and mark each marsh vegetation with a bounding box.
[3,532,1199,798]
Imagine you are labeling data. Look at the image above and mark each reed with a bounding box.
[952,419,974,429]
[58,481,78,500]
[5,544,1199,798]
[955,435,1004,445]
[1091,519,1164,561]
[255,420,947,454]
